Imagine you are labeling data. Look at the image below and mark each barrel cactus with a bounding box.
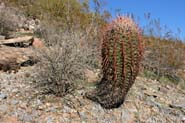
[86,16,143,109]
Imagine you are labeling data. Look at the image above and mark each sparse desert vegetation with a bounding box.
[0,0,184,122]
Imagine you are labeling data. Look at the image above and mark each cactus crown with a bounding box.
[105,16,139,32]
[86,16,143,109]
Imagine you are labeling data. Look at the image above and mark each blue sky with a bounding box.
[90,0,185,40]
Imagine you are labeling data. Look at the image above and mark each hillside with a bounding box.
[0,1,185,123]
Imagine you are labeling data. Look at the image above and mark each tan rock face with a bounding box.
[32,38,44,48]
[0,44,35,72]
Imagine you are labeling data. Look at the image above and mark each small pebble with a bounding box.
[0,93,7,99]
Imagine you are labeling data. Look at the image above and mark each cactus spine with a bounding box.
[86,16,143,109]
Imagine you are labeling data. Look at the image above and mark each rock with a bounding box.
[182,116,185,122]
[46,116,54,123]
[169,103,185,110]
[19,102,28,109]
[0,61,184,123]
[1,116,21,123]
[121,108,136,123]
[11,100,19,105]
[0,93,7,99]
[12,88,19,93]
[32,38,44,48]
[85,69,99,83]
[23,19,40,31]
[17,110,33,122]
[0,35,5,40]
[0,45,36,72]
[46,107,57,113]
[158,86,168,93]
[29,25,35,31]
[143,90,158,98]
[0,104,8,113]
[31,110,40,118]
[63,105,73,113]
[36,99,43,106]
[79,112,87,122]
[0,2,5,9]
[0,36,33,45]
[22,114,33,122]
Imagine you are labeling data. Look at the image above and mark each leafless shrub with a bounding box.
[141,15,185,83]
[34,24,100,97]
[0,4,25,36]
[142,39,185,81]
[30,2,109,97]
[36,21,101,67]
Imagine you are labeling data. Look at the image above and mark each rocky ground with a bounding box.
[0,66,184,123]
[0,1,185,123]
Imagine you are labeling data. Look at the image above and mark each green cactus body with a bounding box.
[86,16,143,109]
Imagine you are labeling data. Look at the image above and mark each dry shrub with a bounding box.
[0,3,25,36]
[34,24,100,97]
[142,36,185,83]
[141,16,185,83]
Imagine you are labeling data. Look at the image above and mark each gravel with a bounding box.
[0,66,184,123]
